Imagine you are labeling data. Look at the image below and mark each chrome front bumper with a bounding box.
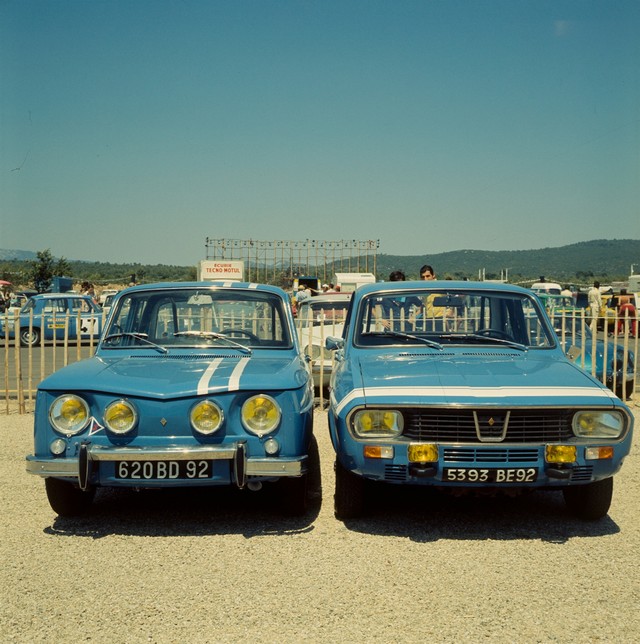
[26,442,307,490]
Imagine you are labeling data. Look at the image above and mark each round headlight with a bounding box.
[190,400,224,435]
[241,394,281,436]
[104,399,138,434]
[49,395,90,436]
[352,409,404,438]
[573,410,625,439]
[304,344,322,361]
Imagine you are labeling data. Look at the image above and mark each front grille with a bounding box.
[442,447,539,463]
[403,409,574,444]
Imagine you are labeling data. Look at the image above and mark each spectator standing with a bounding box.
[617,289,637,337]
[588,281,603,331]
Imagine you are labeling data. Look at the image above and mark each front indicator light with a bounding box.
[241,395,281,437]
[352,410,403,438]
[191,400,224,435]
[573,411,625,438]
[104,400,138,434]
[49,395,90,436]
[50,439,67,455]
[545,445,577,464]
[363,445,394,459]
[585,446,614,460]
[264,438,280,455]
[408,444,438,463]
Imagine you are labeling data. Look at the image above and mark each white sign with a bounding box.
[199,260,245,281]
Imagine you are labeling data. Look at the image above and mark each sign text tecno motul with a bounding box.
[199,260,245,281]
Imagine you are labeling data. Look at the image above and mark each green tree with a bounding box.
[29,250,70,293]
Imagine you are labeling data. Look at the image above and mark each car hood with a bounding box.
[332,351,619,414]
[38,352,309,399]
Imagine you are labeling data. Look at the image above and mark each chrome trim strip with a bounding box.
[246,457,306,476]
[26,450,307,479]
[88,445,237,461]
[26,458,78,477]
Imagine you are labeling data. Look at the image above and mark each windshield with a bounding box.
[102,288,292,350]
[355,288,555,349]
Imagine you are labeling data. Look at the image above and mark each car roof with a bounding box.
[352,280,533,296]
[115,281,288,297]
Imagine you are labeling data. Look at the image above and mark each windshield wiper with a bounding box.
[173,331,252,354]
[445,333,528,351]
[102,332,168,354]
[362,331,444,350]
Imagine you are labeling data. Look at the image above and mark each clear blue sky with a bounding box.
[1,0,639,266]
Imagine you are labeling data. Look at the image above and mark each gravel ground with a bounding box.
[1,403,639,644]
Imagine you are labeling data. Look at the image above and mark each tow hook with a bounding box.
[78,442,92,490]
[234,440,247,489]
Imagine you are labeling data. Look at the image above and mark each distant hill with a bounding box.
[0,249,36,261]
[374,239,640,283]
[1,239,639,286]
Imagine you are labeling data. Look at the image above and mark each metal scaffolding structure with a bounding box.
[204,238,380,286]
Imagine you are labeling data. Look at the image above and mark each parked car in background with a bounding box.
[551,316,636,399]
[327,281,634,520]
[26,282,315,517]
[297,293,351,388]
[0,293,102,346]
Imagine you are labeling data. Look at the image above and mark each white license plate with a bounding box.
[443,467,538,483]
[115,460,213,480]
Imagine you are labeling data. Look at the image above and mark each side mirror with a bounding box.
[325,336,344,351]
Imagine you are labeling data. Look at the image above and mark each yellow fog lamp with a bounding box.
[190,400,224,435]
[104,399,138,435]
[585,446,614,461]
[363,445,394,459]
[408,444,438,463]
[545,445,577,464]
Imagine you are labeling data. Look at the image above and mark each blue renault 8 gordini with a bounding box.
[327,281,633,520]
[27,282,314,516]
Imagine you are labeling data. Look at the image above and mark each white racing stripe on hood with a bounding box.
[228,358,249,391]
[333,385,615,416]
[197,358,224,395]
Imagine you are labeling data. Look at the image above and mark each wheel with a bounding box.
[476,328,511,340]
[334,459,366,520]
[276,474,308,516]
[563,477,613,520]
[20,327,41,347]
[45,478,95,517]
[219,328,260,342]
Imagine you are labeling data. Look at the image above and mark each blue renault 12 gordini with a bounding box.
[26,282,315,517]
[326,281,634,520]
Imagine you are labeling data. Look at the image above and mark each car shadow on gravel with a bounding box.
[338,484,620,544]
[43,481,323,540]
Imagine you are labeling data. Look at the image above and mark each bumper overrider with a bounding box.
[26,442,307,491]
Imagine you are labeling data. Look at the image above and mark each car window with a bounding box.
[355,289,554,348]
[104,288,292,349]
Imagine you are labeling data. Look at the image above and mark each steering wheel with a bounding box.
[219,328,261,343]
[476,328,512,340]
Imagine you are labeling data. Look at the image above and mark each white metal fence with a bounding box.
[2,308,638,414]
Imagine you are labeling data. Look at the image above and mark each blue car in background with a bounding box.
[0,293,102,346]
[26,282,315,517]
[327,281,634,521]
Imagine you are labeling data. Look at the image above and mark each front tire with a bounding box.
[334,459,366,520]
[45,478,95,517]
[563,477,613,520]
